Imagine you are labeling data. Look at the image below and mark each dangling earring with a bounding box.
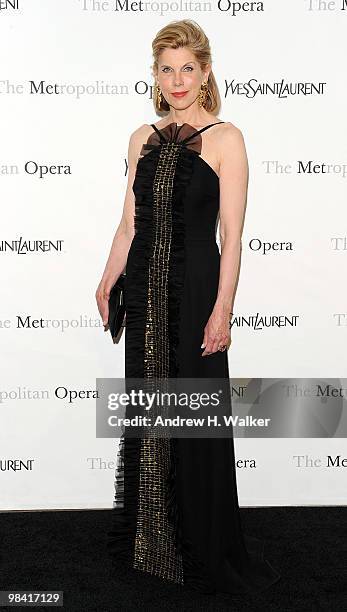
[155,83,162,109]
[198,80,208,108]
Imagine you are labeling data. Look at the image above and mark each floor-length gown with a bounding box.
[107,121,281,594]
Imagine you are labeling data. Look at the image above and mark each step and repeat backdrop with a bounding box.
[1,1,346,510]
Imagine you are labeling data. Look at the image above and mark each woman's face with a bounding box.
[154,46,210,111]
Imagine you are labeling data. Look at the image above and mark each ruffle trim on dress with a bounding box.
[106,435,141,567]
[167,146,194,379]
[124,147,161,379]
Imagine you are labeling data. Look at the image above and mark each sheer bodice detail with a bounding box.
[139,122,214,158]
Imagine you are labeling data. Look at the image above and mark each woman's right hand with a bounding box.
[95,127,142,330]
[95,277,116,329]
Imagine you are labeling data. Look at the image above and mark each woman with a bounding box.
[96,19,281,595]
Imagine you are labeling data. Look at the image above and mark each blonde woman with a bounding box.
[96,19,281,595]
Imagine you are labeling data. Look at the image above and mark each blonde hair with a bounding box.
[151,19,221,116]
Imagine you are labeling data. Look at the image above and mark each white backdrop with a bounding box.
[1,0,346,510]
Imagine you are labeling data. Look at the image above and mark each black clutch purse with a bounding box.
[107,273,126,342]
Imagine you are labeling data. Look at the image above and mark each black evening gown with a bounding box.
[107,121,281,594]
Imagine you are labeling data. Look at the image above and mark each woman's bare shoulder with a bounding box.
[217,120,246,154]
[129,123,154,142]
[218,120,244,138]
[126,123,154,162]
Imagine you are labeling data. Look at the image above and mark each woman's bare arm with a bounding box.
[95,125,147,326]
[217,124,248,313]
[201,124,249,356]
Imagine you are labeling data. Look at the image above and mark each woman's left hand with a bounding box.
[201,306,232,356]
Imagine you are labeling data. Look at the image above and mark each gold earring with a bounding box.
[198,80,208,108]
[155,83,162,108]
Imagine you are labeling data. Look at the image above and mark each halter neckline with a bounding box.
[150,121,224,145]
[151,121,224,133]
